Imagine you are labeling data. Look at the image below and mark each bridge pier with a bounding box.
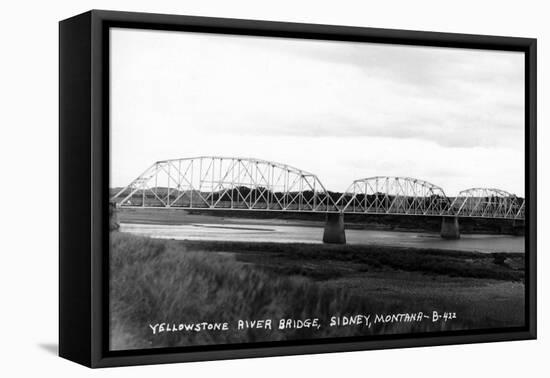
[323,213,346,244]
[440,216,460,239]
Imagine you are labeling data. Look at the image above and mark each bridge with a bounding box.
[111,156,525,243]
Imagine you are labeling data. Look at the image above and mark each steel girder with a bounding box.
[335,176,453,216]
[111,158,525,220]
[449,188,525,220]
[111,156,337,212]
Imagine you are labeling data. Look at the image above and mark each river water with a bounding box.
[120,222,524,253]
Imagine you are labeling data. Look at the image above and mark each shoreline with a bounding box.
[115,207,525,236]
[118,220,526,254]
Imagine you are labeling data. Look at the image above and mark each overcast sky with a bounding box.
[110,28,525,196]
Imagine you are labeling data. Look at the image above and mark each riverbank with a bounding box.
[116,207,524,235]
[110,232,525,351]
[120,222,525,253]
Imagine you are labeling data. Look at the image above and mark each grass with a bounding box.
[181,240,525,282]
[110,233,525,351]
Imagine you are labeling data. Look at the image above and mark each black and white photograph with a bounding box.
[2,0,549,374]
[108,26,528,351]
[2,0,546,374]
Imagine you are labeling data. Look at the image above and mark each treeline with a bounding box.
[110,186,448,204]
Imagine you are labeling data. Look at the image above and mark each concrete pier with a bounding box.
[440,216,460,239]
[323,213,346,244]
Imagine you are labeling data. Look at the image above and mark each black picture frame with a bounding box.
[59,9,537,368]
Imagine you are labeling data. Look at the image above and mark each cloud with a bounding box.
[110,28,525,195]
[116,34,524,149]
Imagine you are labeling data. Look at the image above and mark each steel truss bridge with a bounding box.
[111,156,525,221]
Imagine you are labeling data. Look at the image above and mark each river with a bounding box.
[120,221,524,253]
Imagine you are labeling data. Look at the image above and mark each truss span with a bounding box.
[450,188,525,220]
[335,176,453,216]
[111,158,525,220]
[111,156,337,212]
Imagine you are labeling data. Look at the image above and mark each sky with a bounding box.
[110,28,525,196]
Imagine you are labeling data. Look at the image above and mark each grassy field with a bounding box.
[110,232,525,351]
